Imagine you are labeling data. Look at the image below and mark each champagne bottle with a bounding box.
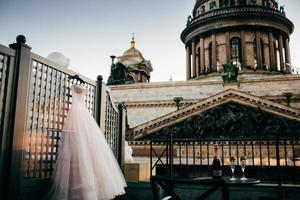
[212,144,222,179]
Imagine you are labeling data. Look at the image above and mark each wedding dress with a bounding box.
[45,84,126,200]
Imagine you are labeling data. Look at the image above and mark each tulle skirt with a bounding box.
[45,101,127,200]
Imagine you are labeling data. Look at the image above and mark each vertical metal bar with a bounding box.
[193,141,195,177]
[118,103,125,172]
[276,139,282,186]
[267,140,270,166]
[169,134,173,177]
[292,140,295,167]
[259,140,263,180]
[229,141,231,157]
[251,140,254,166]
[221,141,224,166]
[95,75,103,126]
[284,140,288,167]
[236,141,239,165]
[200,141,202,166]
[150,141,153,177]
[207,141,209,176]
[166,141,169,176]
[179,142,182,176]
[186,141,188,176]
[243,140,246,159]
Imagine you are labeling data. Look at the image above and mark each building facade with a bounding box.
[108,1,300,176]
[110,0,299,134]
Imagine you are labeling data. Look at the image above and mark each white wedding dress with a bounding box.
[45,85,127,200]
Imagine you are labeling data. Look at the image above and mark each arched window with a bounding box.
[230,37,241,68]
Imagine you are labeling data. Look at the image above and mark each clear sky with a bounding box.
[0,0,299,82]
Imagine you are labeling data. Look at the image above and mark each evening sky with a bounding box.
[0,0,299,82]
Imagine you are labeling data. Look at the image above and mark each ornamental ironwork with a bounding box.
[142,102,300,140]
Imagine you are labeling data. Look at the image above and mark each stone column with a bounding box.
[255,31,263,70]
[278,35,284,71]
[196,48,199,77]
[241,31,246,69]
[192,41,196,78]
[212,33,217,72]
[268,32,276,71]
[225,31,231,64]
[186,45,191,80]
[284,38,291,65]
[200,37,205,74]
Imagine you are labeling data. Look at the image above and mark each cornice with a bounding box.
[118,100,197,108]
[181,6,294,43]
[109,74,300,91]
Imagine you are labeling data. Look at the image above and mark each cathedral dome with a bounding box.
[108,36,153,84]
[182,0,294,80]
[122,39,144,58]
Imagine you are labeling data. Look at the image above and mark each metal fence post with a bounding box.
[118,102,126,172]
[95,75,106,132]
[95,75,103,126]
[7,35,32,199]
[169,133,173,177]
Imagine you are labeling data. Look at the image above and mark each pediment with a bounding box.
[128,89,300,140]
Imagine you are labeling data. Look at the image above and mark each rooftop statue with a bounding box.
[221,64,239,83]
[107,56,134,85]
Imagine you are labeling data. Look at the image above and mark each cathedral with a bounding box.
[107,36,153,85]
[109,0,300,142]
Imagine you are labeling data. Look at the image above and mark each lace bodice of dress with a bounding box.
[72,85,88,102]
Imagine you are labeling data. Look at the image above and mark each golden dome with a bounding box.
[122,37,144,58]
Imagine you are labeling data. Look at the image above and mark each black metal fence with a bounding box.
[0,36,126,199]
[150,138,300,184]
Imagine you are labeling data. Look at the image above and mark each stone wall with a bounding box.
[110,74,300,128]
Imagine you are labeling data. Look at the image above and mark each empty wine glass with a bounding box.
[229,156,236,181]
[240,156,247,181]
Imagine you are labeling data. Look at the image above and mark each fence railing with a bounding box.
[150,138,300,184]
[0,36,126,199]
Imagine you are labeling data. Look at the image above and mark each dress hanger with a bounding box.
[68,74,85,85]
